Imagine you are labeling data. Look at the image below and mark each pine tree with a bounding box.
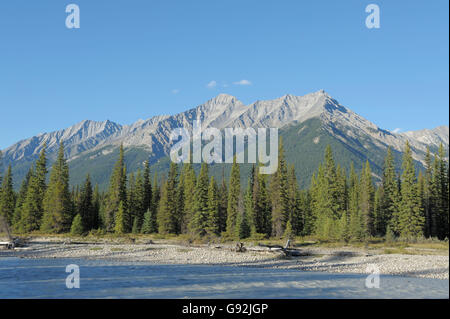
[70,214,84,235]
[105,144,127,232]
[141,209,157,234]
[206,176,221,236]
[114,201,127,234]
[236,202,251,239]
[226,156,241,237]
[348,163,362,240]
[382,147,401,235]
[40,142,73,233]
[189,163,210,236]
[20,145,48,232]
[143,160,152,212]
[0,165,15,224]
[373,186,384,236]
[359,161,374,238]
[12,167,33,232]
[218,169,228,234]
[92,184,101,230]
[180,162,197,233]
[398,141,424,238]
[270,138,289,237]
[423,147,433,237]
[431,144,449,239]
[157,162,179,234]
[127,172,137,227]
[287,165,302,236]
[311,146,341,239]
[78,174,95,232]
[150,172,160,231]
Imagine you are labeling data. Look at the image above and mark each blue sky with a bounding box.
[0,0,448,149]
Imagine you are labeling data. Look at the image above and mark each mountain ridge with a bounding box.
[1,90,448,188]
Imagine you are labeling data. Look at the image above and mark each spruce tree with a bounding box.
[20,146,48,232]
[78,174,95,232]
[143,160,152,212]
[382,147,401,236]
[70,214,84,235]
[287,165,302,236]
[270,138,289,237]
[218,169,228,234]
[423,147,433,237]
[92,184,101,230]
[189,163,210,236]
[40,142,73,233]
[12,167,33,232]
[348,163,362,240]
[206,176,221,236]
[157,162,179,234]
[0,165,15,224]
[398,141,424,238]
[180,162,197,233]
[359,161,374,238]
[114,201,127,234]
[226,156,241,237]
[105,144,127,232]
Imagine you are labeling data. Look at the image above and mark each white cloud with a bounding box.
[233,79,252,86]
[392,128,402,133]
[171,89,180,94]
[206,80,217,88]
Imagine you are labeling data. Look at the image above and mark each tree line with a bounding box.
[0,139,448,241]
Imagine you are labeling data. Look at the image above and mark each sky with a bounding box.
[0,0,448,149]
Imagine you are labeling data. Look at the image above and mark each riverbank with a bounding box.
[1,236,448,280]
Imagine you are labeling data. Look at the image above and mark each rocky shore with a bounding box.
[1,237,448,280]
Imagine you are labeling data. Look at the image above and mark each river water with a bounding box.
[0,257,447,298]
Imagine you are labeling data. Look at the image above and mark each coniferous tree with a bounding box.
[189,163,210,236]
[422,147,434,237]
[78,174,95,232]
[311,146,341,239]
[206,176,221,236]
[157,162,179,234]
[141,208,158,234]
[12,167,33,232]
[150,172,160,231]
[398,141,424,238]
[381,147,401,236]
[92,184,101,230]
[287,165,302,236]
[270,138,289,237]
[226,156,241,237]
[0,165,15,224]
[218,169,228,234]
[40,142,73,233]
[114,201,127,234]
[127,172,137,226]
[348,163,362,240]
[359,161,375,238]
[431,144,449,239]
[180,162,196,234]
[105,144,127,232]
[143,160,152,212]
[70,214,84,235]
[20,146,48,232]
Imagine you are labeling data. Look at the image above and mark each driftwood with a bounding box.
[234,242,247,252]
[258,240,302,257]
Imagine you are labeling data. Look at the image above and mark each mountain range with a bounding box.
[1,90,448,189]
